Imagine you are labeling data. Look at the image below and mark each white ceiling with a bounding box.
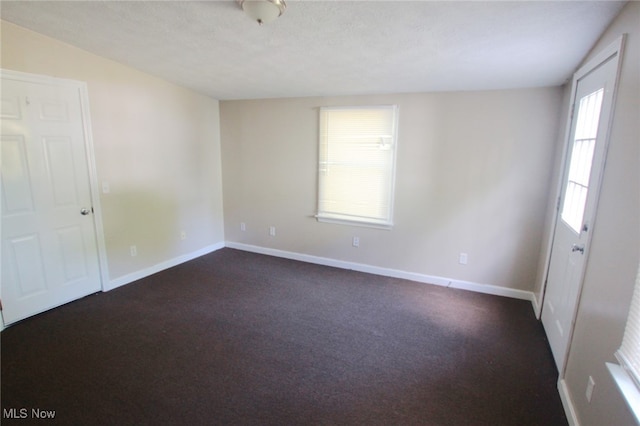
[1,1,627,100]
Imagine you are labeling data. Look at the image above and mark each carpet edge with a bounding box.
[225,241,536,308]
[105,242,226,291]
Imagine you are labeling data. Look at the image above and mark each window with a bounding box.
[317,105,398,228]
[607,262,640,423]
[561,88,604,233]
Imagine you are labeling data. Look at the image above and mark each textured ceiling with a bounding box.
[0,1,627,100]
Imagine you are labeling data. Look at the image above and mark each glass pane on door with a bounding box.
[561,88,604,233]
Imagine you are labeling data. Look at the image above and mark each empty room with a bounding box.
[1,1,638,425]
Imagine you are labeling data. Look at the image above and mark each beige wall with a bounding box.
[1,21,225,282]
[221,88,562,293]
[532,84,573,309]
[560,2,640,425]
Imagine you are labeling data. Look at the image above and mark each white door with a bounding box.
[541,39,623,374]
[1,74,102,325]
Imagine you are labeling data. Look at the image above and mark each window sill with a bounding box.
[316,215,393,230]
[606,362,640,424]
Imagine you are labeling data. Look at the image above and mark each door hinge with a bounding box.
[0,299,3,311]
[25,96,31,106]
[556,196,562,211]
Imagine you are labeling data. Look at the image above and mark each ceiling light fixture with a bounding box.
[240,0,286,25]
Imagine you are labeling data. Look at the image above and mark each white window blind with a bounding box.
[317,105,398,228]
[609,262,640,423]
[617,263,640,388]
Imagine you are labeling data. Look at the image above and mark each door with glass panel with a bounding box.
[541,41,623,375]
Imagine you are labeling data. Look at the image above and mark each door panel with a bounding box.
[1,76,102,325]
[45,137,79,206]
[39,99,69,121]
[1,96,22,120]
[2,136,35,213]
[7,234,47,297]
[56,225,89,282]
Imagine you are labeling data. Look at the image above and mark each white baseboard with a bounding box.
[558,379,581,426]
[104,240,536,309]
[105,242,225,291]
[532,292,542,319]
[225,242,535,303]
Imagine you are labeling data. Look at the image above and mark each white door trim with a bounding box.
[538,35,626,374]
[0,69,110,325]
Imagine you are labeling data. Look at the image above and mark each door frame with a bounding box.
[0,69,109,328]
[537,35,626,370]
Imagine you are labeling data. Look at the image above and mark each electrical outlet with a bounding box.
[269,226,276,237]
[240,222,246,231]
[586,376,595,402]
[130,245,137,257]
[459,253,468,265]
[180,231,187,240]
[352,236,360,247]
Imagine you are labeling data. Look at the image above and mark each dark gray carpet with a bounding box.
[1,248,567,425]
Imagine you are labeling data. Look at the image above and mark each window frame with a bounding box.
[316,105,399,229]
[608,260,640,424]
